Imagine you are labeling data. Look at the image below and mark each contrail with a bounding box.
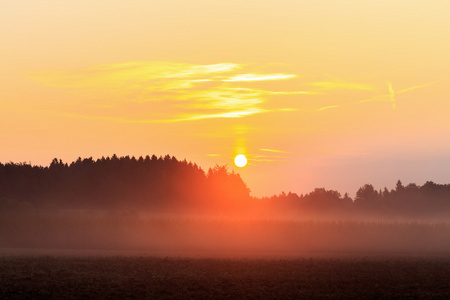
[397,78,447,94]
[387,81,396,110]
[318,105,339,111]
[360,78,448,110]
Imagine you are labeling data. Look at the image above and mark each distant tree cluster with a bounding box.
[0,155,250,213]
[260,180,450,217]
[353,180,450,216]
[1,155,450,217]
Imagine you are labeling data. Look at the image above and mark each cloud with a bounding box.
[222,73,296,82]
[30,62,304,123]
[251,156,285,162]
[259,148,288,153]
[318,105,339,111]
[53,108,267,124]
[159,109,267,123]
[250,158,283,162]
[226,87,318,96]
[249,149,289,163]
[31,62,241,88]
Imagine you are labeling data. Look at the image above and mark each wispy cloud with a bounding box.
[318,105,339,111]
[54,108,266,124]
[226,87,318,96]
[251,155,285,162]
[223,73,296,82]
[251,158,284,162]
[31,62,240,87]
[249,148,289,163]
[260,148,288,153]
[30,62,304,123]
[159,109,267,123]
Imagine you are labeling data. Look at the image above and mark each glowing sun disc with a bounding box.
[234,154,248,168]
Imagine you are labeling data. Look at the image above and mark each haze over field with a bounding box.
[3,1,450,197]
[2,157,450,256]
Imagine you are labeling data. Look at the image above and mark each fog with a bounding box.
[2,209,450,257]
[3,158,450,257]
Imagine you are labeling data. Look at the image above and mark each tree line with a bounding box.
[1,155,450,217]
[261,180,450,217]
[0,155,250,213]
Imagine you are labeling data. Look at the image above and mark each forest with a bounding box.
[1,155,450,218]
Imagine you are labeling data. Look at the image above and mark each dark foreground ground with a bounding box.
[1,254,449,299]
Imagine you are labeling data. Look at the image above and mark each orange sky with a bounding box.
[2,1,450,196]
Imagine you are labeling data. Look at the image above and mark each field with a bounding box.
[2,212,450,298]
[1,255,450,299]
[2,212,450,254]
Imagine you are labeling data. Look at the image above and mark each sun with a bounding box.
[234,154,248,168]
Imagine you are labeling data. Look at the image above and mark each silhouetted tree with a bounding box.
[205,165,251,212]
[354,184,380,210]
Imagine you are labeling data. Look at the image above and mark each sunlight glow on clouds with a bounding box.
[165,109,267,122]
[260,148,288,153]
[222,73,296,82]
[53,109,267,124]
[318,105,340,111]
[32,62,240,87]
[30,61,438,125]
[246,149,290,164]
[30,62,303,122]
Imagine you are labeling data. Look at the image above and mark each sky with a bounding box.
[2,0,450,197]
